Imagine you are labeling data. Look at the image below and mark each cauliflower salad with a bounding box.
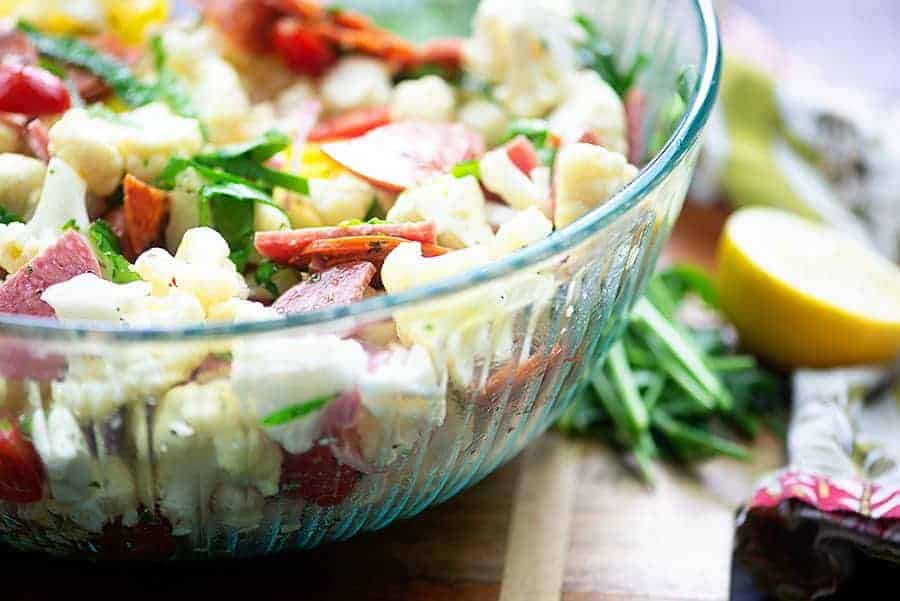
[0,0,645,551]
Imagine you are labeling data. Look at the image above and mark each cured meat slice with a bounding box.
[0,231,101,318]
[273,261,375,315]
[123,175,169,256]
[321,122,484,191]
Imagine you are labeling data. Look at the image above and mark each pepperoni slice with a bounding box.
[506,135,540,176]
[0,415,44,504]
[308,106,391,142]
[0,231,101,318]
[273,261,375,315]
[255,220,437,264]
[298,235,448,270]
[123,174,169,257]
[321,122,485,191]
[102,206,136,261]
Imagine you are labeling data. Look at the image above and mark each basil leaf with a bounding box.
[254,260,280,296]
[503,118,549,147]
[573,13,648,98]
[261,395,334,427]
[197,130,292,164]
[203,158,309,195]
[20,22,157,107]
[88,220,140,284]
[0,206,23,225]
[199,182,269,271]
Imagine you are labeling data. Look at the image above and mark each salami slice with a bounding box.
[255,220,437,264]
[123,175,169,256]
[321,122,484,191]
[273,261,375,315]
[0,231,101,318]
[308,106,391,142]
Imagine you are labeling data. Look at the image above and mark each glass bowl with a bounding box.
[0,0,720,559]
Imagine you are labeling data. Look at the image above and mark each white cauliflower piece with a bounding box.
[31,405,139,532]
[255,200,292,232]
[306,174,375,226]
[463,0,574,117]
[231,334,369,454]
[549,70,628,154]
[42,274,151,322]
[390,75,456,122]
[553,143,638,228]
[357,344,446,468]
[165,167,204,251]
[458,99,509,147]
[153,380,281,534]
[0,158,88,274]
[320,56,392,114]
[491,206,554,257]
[383,242,555,387]
[0,153,46,220]
[160,26,252,144]
[387,175,494,248]
[480,146,551,213]
[0,121,20,154]
[49,103,203,196]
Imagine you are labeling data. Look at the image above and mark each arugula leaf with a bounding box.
[261,395,334,427]
[88,220,141,284]
[0,207,23,225]
[573,13,648,98]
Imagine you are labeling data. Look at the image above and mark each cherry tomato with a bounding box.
[273,17,337,77]
[308,106,391,142]
[0,415,44,504]
[0,64,71,116]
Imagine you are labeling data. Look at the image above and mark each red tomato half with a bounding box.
[0,416,44,503]
[0,64,70,116]
[273,17,337,77]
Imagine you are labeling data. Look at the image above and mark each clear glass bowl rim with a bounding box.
[0,0,721,343]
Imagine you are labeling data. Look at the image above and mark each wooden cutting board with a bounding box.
[1,204,786,601]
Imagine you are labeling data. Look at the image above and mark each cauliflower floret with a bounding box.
[0,121,20,154]
[306,174,375,226]
[480,146,551,213]
[357,344,446,468]
[387,175,494,248]
[491,206,554,257]
[463,0,574,117]
[458,99,509,147]
[390,75,456,122]
[165,167,204,251]
[160,26,252,144]
[553,143,638,228]
[320,56,392,114]
[49,104,203,196]
[231,334,369,454]
[136,227,248,313]
[383,242,555,386]
[549,70,628,154]
[255,200,292,232]
[0,153,46,220]
[153,380,281,534]
[0,158,88,274]
[31,405,139,532]
[42,274,151,322]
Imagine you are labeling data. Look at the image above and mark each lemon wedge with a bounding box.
[717,207,900,368]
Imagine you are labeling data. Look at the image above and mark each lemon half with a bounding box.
[717,207,900,368]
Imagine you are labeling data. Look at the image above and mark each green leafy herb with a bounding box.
[198,182,269,271]
[364,196,384,221]
[451,159,481,179]
[261,395,334,427]
[254,260,281,296]
[61,219,80,232]
[573,13,648,98]
[0,207,23,225]
[198,130,292,164]
[88,220,141,284]
[558,265,784,484]
[502,119,557,168]
[20,23,200,123]
[649,67,693,156]
[37,56,65,77]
